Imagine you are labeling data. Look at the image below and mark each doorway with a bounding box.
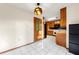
[34,17,44,42]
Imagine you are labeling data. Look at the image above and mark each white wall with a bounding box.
[0,4,33,52]
[67,4,79,24]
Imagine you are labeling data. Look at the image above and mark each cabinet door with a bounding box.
[56,32,66,48]
[46,21,54,35]
[60,7,66,28]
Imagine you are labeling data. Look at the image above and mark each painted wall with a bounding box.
[67,4,79,24]
[0,4,33,52]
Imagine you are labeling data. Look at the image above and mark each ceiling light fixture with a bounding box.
[34,3,42,16]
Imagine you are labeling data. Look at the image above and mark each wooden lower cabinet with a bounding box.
[56,31,66,48]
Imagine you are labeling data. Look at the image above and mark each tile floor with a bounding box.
[2,36,73,55]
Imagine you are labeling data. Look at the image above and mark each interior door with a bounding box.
[34,17,43,42]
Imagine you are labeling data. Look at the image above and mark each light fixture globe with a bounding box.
[34,3,42,16]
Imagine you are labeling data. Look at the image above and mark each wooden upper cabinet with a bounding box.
[46,21,55,35]
[60,7,66,29]
[46,21,55,28]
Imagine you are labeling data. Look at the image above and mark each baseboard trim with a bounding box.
[0,42,35,54]
[0,37,45,54]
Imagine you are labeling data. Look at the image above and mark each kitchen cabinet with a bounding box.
[56,30,66,48]
[60,7,66,29]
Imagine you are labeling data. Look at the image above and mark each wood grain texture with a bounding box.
[34,17,44,42]
[60,7,66,28]
[46,21,54,35]
[56,32,66,48]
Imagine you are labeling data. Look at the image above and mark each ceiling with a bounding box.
[8,3,69,20]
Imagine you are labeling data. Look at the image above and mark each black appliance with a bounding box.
[69,24,79,55]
